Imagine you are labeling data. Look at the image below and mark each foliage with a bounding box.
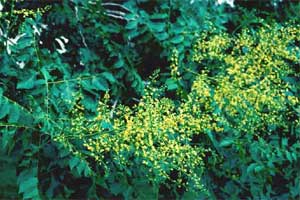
[0,0,300,199]
[52,22,300,198]
[189,22,300,198]
[122,0,233,98]
[55,91,208,198]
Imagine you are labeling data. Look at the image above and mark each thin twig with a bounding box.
[0,123,37,131]
[132,97,140,102]
[47,74,101,85]
[105,9,126,16]
[2,95,33,117]
[75,6,88,48]
[101,2,131,12]
[104,13,126,20]
[110,99,118,119]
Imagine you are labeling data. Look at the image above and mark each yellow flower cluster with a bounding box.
[170,49,181,79]
[12,5,52,18]
[65,91,207,192]
[192,32,232,63]
[190,22,300,135]
[60,22,299,194]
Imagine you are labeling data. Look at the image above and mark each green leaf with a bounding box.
[17,74,36,89]
[82,95,98,111]
[125,13,136,20]
[76,161,86,175]
[166,78,178,91]
[172,25,184,34]
[286,151,293,162]
[247,163,257,174]
[101,72,116,83]
[1,128,15,151]
[0,99,10,119]
[150,13,168,19]
[60,82,76,101]
[84,165,92,177]
[41,67,51,80]
[80,48,98,64]
[8,105,20,123]
[155,32,168,41]
[19,177,38,194]
[113,58,124,68]
[127,29,141,39]
[69,157,80,170]
[92,77,108,91]
[126,20,138,29]
[23,188,39,199]
[101,121,113,130]
[281,137,288,147]
[131,80,138,88]
[254,165,264,173]
[219,138,234,147]
[81,80,94,93]
[148,22,165,32]
[170,35,184,44]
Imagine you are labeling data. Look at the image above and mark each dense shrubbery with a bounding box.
[0,0,300,199]
[55,22,300,199]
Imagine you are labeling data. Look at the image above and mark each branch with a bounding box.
[110,99,118,119]
[101,2,130,12]
[104,13,126,20]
